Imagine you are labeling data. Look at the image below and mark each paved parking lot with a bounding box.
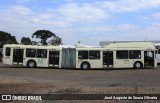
[0,63,160,103]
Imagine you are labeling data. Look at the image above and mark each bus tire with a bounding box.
[81,62,90,70]
[27,60,36,68]
[134,61,143,69]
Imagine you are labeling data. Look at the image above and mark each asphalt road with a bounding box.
[0,63,159,87]
[0,63,160,103]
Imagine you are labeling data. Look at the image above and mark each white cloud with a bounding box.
[64,0,74,2]
[76,24,137,33]
[17,0,37,4]
[117,24,137,31]
[0,6,32,31]
[0,5,36,42]
[55,3,109,24]
[152,12,160,19]
[1,0,160,45]
[71,23,160,45]
[50,0,61,4]
[4,5,33,16]
[95,0,160,12]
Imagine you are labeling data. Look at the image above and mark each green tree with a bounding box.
[32,30,56,45]
[0,31,18,48]
[32,41,39,45]
[21,37,32,45]
[48,36,62,45]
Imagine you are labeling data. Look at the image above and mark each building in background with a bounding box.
[99,41,160,46]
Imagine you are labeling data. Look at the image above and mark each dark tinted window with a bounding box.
[129,50,141,59]
[156,45,160,49]
[26,49,36,57]
[89,51,100,59]
[116,50,128,59]
[78,51,88,59]
[5,48,10,56]
[156,46,160,54]
[36,49,47,58]
[53,51,59,58]
[0,50,2,57]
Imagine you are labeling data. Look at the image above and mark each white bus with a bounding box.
[3,45,62,68]
[76,42,157,69]
[3,44,76,68]
[3,42,157,69]
[155,43,160,64]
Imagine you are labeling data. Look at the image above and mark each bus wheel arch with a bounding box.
[133,61,143,69]
[27,60,37,68]
[80,62,90,70]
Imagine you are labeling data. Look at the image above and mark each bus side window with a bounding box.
[89,51,100,59]
[116,50,128,59]
[158,50,160,54]
[0,50,2,57]
[147,51,153,58]
[129,50,141,59]
[78,51,88,59]
[26,49,36,57]
[36,49,47,58]
[5,48,11,56]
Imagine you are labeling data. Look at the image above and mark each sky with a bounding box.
[0,0,160,45]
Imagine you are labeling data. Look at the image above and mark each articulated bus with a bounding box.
[3,42,157,69]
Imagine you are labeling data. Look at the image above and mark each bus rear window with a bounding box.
[5,48,11,56]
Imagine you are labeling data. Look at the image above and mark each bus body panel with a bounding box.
[76,59,103,68]
[113,51,143,68]
[75,50,103,68]
[156,54,160,63]
[3,48,13,65]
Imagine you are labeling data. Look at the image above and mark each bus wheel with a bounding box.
[134,62,142,69]
[27,60,36,68]
[81,62,90,70]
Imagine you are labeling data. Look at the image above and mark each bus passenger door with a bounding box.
[103,51,113,67]
[49,51,60,67]
[144,51,154,67]
[156,50,160,64]
[13,49,24,64]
